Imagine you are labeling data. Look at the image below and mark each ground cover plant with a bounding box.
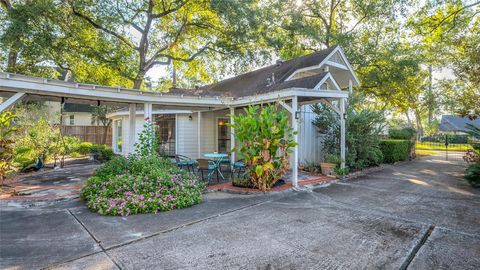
[81,119,204,216]
[228,105,297,191]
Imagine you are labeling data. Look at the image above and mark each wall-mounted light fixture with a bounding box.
[343,113,347,120]
[188,115,193,121]
[295,111,300,120]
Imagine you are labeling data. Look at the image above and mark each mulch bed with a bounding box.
[206,175,335,194]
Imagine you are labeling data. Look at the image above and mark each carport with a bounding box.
[0,72,349,187]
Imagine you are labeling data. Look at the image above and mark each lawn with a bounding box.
[415,142,473,151]
[416,149,441,156]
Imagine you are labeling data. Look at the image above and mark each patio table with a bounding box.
[204,153,229,180]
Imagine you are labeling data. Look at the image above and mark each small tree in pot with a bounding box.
[228,105,297,191]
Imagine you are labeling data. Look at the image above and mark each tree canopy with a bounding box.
[1,0,478,122]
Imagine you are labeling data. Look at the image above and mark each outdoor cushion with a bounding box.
[233,161,246,168]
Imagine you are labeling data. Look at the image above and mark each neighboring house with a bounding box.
[107,45,358,164]
[439,115,480,135]
[1,45,358,186]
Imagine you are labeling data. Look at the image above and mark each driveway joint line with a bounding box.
[67,209,123,269]
[400,224,435,270]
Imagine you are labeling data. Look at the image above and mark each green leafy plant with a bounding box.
[78,142,94,155]
[134,118,158,158]
[334,167,350,177]
[228,105,297,191]
[389,128,415,140]
[312,94,385,170]
[324,154,341,164]
[82,154,204,216]
[380,140,414,163]
[464,158,480,188]
[0,112,17,186]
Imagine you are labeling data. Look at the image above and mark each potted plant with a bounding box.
[320,154,340,176]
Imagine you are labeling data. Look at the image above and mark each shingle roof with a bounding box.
[169,46,338,97]
[439,115,480,132]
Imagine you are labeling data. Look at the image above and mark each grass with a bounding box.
[416,149,441,156]
[415,142,473,151]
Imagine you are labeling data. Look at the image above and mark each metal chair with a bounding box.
[231,159,247,178]
[196,158,218,183]
[175,154,196,172]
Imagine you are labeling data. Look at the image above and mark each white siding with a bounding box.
[176,113,199,158]
[298,105,324,164]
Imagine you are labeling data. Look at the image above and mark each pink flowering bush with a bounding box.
[81,155,204,216]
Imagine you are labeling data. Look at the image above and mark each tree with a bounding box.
[409,0,480,118]
[68,0,261,89]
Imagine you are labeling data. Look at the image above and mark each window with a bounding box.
[154,114,176,156]
[115,120,122,153]
[69,114,74,125]
[217,118,230,153]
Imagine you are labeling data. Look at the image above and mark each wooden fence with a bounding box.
[61,125,112,146]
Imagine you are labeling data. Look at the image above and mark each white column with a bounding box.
[340,98,346,169]
[143,103,152,120]
[112,120,118,152]
[128,103,136,154]
[291,96,299,187]
[348,79,353,94]
[230,107,235,165]
[143,103,153,154]
[197,111,201,158]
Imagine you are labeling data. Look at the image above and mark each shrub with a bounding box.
[78,142,93,155]
[464,162,480,188]
[82,127,203,216]
[82,154,204,216]
[312,93,386,170]
[81,171,203,216]
[94,155,129,179]
[389,128,415,140]
[232,175,254,188]
[380,140,413,163]
[0,111,17,185]
[100,148,114,161]
[228,105,297,191]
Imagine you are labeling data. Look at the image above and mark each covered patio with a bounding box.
[1,72,349,187]
[1,46,361,187]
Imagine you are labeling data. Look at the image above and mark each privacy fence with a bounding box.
[61,125,112,147]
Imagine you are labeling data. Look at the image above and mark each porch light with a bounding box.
[188,115,193,121]
[343,113,347,120]
[295,111,300,119]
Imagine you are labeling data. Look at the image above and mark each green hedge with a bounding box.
[388,128,415,140]
[380,140,414,163]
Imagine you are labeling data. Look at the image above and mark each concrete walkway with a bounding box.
[1,155,479,269]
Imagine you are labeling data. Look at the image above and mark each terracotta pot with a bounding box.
[320,162,336,176]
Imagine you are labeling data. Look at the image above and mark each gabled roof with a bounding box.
[170,46,339,98]
[439,115,480,132]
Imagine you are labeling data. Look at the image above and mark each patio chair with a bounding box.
[196,158,218,183]
[219,156,232,174]
[231,159,247,178]
[175,154,196,172]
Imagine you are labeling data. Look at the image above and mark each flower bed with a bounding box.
[81,156,204,216]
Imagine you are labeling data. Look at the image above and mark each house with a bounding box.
[439,115,480,135]
[0,45,359,186]
[107,45,358,163]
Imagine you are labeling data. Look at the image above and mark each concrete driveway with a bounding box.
[1,155,479,269]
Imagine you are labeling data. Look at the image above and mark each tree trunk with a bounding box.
[414,109,423,140]
[6,50,17,71]
[405,111,412,127]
